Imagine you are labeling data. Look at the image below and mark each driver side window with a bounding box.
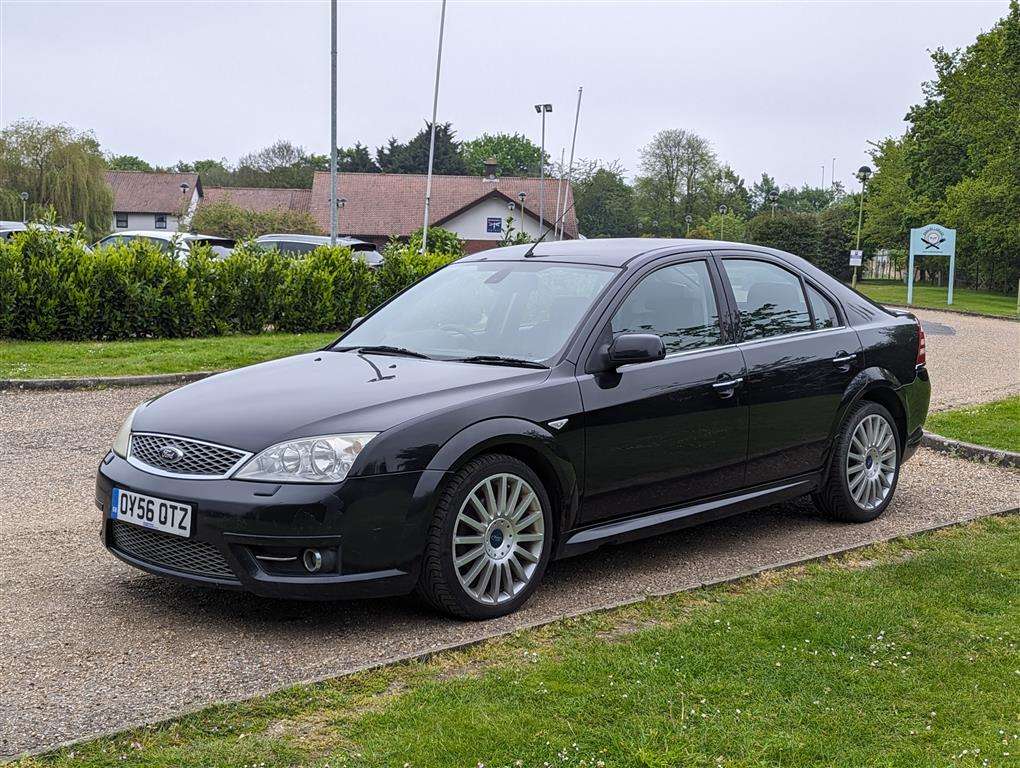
[611,260,722,354]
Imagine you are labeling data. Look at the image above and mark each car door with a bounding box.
[577,255,748,525]
[717,254,863,487]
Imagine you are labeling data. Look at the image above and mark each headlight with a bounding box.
[234,433,377,483]
[112,405,143,458]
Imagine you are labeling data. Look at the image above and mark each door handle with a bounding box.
[832,352,857,366]
[712,377,743,397]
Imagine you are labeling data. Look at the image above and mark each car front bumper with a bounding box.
[96,454,447,599]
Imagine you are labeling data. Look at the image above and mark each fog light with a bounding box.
[303,548,323,573]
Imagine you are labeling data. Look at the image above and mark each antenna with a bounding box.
[522,197,577,258]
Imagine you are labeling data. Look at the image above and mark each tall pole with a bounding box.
[329,0,338,246]
[558,86,582,240]
[854,177,867,288]
[538,107,547,231]
[831,157,836,191]
[420,0,448,255]
[820,164,825,190]
[553,147,565,232]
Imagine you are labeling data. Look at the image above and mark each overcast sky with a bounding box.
[0,0,1009,190]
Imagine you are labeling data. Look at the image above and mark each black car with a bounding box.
[96,239,930,619]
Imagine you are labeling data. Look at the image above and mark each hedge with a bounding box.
[0,229,458,341]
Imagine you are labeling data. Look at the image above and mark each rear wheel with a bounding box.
[814,401,900,523]
[416,454,553,619]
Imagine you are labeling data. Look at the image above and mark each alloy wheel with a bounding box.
[452,472,545,605]
[846,414,897,511]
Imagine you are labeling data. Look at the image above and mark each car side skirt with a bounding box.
[556,474,817,559]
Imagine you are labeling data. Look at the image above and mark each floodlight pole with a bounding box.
[553,147,565,231]
[535,104,551,231]
[329,0,338,246]
[421,0,448,255]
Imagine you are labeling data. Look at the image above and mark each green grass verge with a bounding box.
[15,516,1019,768]
[927,396,1020,453]
[0,332,339,380]
[854,279,1019,318]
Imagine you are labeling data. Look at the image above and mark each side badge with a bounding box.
[548,418,568,431]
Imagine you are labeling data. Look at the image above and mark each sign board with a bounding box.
[849,249,863,267]
[908,224,957,305]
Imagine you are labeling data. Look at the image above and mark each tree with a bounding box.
[861,137,915,250]
[107,154,153,172]
[572,163,638,237]
[706,165,751,220]
[0,119,113,239]
[701,212,747,243]
[376,122,467,175]
[634,129,717,236]
[461,133,543,176]
[337,142,379,173]
[749,173,780,216]
[233,140,326,188]
[777,184,840,213]
[747,212,821,264]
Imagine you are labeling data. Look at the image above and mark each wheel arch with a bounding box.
[425,418,579,546]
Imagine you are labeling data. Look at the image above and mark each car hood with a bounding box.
[133,351,546,452]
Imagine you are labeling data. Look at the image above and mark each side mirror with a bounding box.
[349,316,365,330]
[607,333,666,369]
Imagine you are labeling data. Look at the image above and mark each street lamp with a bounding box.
[768,189,779,218]
[336,197,347,236]
[517,191,527,236]
[853,165,872,287]
[718,204,728,240]
[19,191,28,222]
[534,103,552,231]
[684,214,693,237]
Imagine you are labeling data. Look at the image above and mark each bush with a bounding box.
[406,226,464,257]
[0,229,382,341]
[372,244,459,307]
[189,199,321,240]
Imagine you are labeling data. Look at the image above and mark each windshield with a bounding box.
[336,261,618,363]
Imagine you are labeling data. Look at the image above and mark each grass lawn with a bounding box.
[0,332,340,380]
[927,396,1020,453]
[854,279,1019,318]
[16,515,1019,768]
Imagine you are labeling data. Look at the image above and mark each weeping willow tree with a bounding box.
[0,120,113,239]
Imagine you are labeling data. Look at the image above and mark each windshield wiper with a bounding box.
[334,345,432,359]
[454,355,548,369]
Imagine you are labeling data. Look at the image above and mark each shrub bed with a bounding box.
[0,229,459,341]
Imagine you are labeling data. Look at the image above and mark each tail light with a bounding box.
[916,320,926,366]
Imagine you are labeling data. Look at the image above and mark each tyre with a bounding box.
[814,401,900,523]
[416,454,554,620]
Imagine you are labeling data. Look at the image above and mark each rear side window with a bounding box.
[722,259,812,340]
[807,284,840,328]
[612,260,722,354]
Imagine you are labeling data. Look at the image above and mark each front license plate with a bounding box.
[111,488,192,538]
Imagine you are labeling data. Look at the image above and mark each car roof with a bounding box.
[256,233,373,247]
[459,238,765,268]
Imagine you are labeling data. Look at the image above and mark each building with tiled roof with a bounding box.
[203,186,312,214]
[106,171,201,232]
[308,169,576,253]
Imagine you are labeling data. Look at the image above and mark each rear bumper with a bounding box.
[900,365,931,463]
[96,454,447,600]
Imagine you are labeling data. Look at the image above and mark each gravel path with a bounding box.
[2,310,1019,758]
[909,307,1020,411]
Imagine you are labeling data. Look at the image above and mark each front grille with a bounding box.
[129,433,247,477]
[110,521,237,581]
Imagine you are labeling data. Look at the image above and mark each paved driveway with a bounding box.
[2,307,1018,758]
[908,307,1020,410]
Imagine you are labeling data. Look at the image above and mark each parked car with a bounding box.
[0,221,74,240]
[95,231,235,259]
[96,239,930,619]
[255,233,383,267]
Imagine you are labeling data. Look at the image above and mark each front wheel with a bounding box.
[814,401,900,523]
[416,454,553,619]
